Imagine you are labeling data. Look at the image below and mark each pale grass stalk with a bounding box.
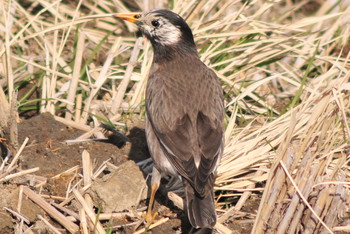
[66,31,86,121]
[46,4,59,114]
[36,0,65,21]
[332,88,350,139]
[75,93,83,123]
[218,167,265,223]
[167,192,183,210]
[3,207,30,224]
[98,211,144,220]
[333,226,350,231]
[7,137,29,172]
[92,161,108,180]
[54,0,84,71]
[37,215,62,234]
[313,181,350,187]
[134,217,169,234]
[82,150,92,187]
[19,13,116,43]
[54,116,91,132]
[111,37,143,115]
[0,167,39,182]
[23,225,35,234]
[17,185,24,213]
[215,222,233,234]
[0,85,9,112]
[50,203,79,221]
[185,0,207,24]
[59,185,90,207]
[73,189,106,234]
[81,36,122,123]
[65,169,80,199]
[51,165,80,180]
[130,42,152,106]
[79,209,89,234]
[0,165,17,180]
[0,0,62,56]
[23,186,79,233]
[0,142,9,170]
[2,1,350,233]
[41,31,50,113]
[174,0,197,16]
[40,194,66,201]
[279,161,333,234]
[11,55,71,79]
[3,0,14,102]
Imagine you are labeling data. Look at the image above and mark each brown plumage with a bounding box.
[116,9,224,230]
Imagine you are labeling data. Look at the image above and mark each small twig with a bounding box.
[0,150,12,172]
[0,165,17,180]
[65,138,95,144]
[167,192,184,210]
[79,209,89,234]
[38,215,62,234]
[111,37,143,115]
[279,161,334,234]
[23,225,35,234]
[333,226,350,232]
[0,167,39,182]
[3,207,30,224]
[92,161,108,180]
[41,195,66,201]
[23,186,79,233]
[218,167,265,223]
[215,222,233,234]
[133,217,169,234]
[54,116,91,132]
[108,221,140,230]
[19,219,24,234]
[7,137,28,172]
[82,150,92,187]
[73,189,106,234]
[51,202,80,221]
[51,165,79,179]
[98,211,143,220]
[18,185,24,213]
[59,185,90,207]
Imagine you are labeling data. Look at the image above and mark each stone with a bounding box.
[88,160,148,212]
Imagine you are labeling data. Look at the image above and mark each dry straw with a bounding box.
[1,0,349,233]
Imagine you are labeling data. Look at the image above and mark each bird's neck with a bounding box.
[152,42,198,63]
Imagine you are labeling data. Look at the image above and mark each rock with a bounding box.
[88,160,148,212]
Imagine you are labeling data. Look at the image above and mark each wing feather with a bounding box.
[146,55,224,197]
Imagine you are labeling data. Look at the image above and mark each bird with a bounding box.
[116,9,224,231]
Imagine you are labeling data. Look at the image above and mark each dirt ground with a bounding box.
[0,113,257,233]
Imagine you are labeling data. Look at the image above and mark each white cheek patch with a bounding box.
[141,17,182,46]
[156,22,182,46]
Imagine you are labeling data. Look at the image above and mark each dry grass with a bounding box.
[1,0,350,233]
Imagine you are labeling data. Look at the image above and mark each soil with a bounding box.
[0,113,256,233]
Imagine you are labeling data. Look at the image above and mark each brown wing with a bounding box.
[146,55,224,196]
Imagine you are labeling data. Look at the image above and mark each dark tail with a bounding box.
[183,179,216,229]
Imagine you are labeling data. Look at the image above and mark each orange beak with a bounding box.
[115,13,142,24]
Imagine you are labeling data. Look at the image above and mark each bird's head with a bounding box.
[116,9,197,60]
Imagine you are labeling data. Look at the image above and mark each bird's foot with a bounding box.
[143,211,159,227]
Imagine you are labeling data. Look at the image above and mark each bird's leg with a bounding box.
[146,167,161,227]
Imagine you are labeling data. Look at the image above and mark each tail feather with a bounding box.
[183,180,216,228]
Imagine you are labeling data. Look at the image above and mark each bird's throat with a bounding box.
[152,42,198,63]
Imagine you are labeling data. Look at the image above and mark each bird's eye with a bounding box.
[151,20,160,27]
